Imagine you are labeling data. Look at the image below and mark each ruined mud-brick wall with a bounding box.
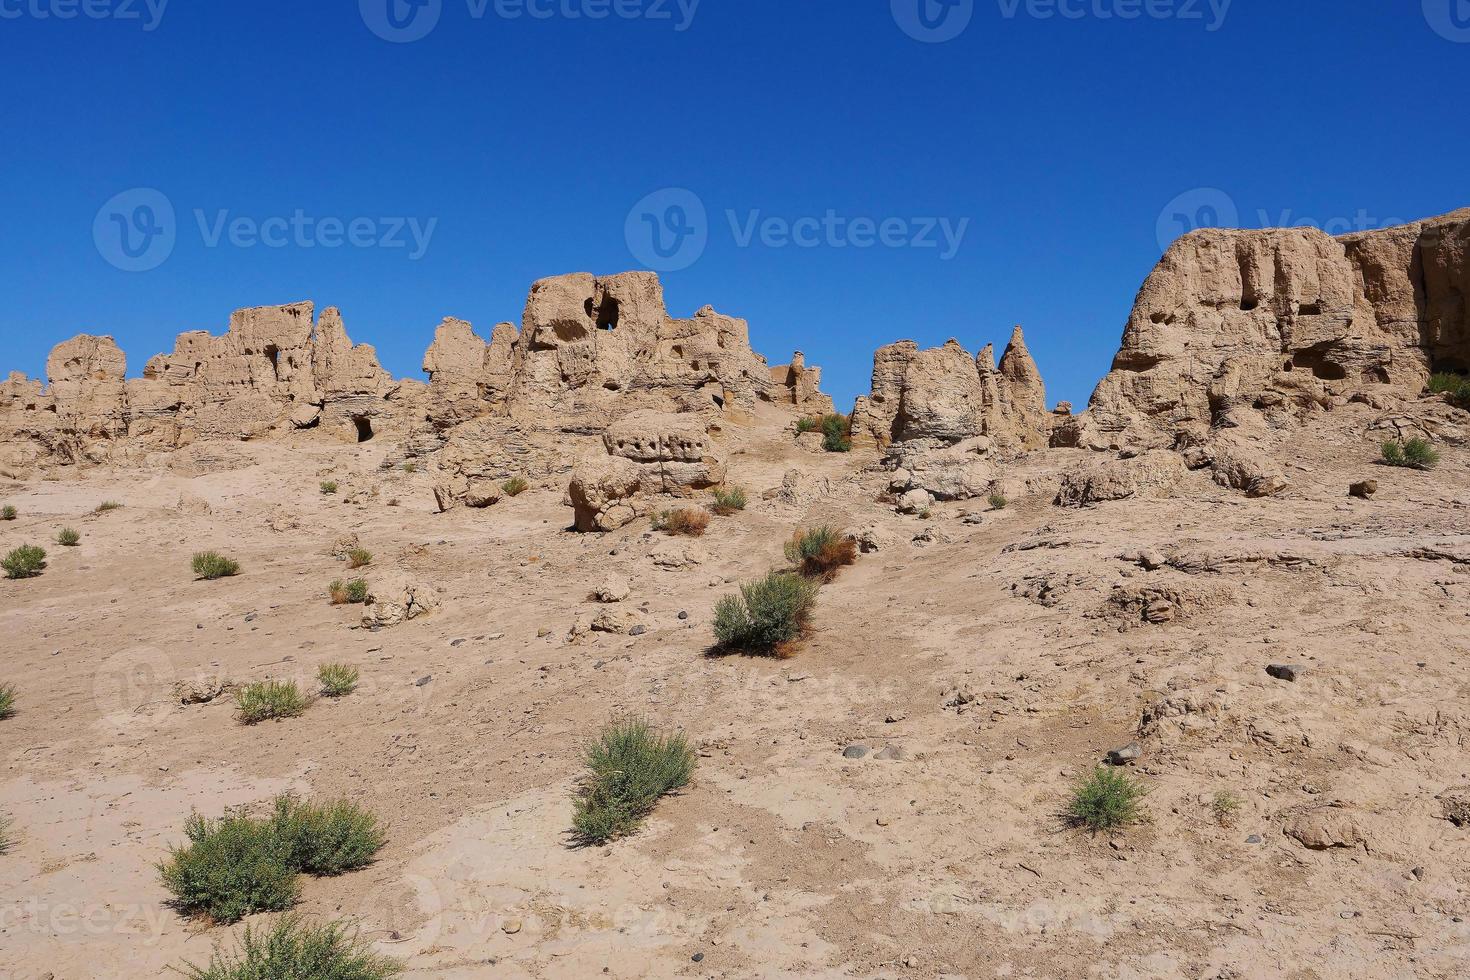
[851,325,1052,452]
[0,303,396,475]
[418,271,825,431]
[1060,208,1470,451]
[0,270,831,476]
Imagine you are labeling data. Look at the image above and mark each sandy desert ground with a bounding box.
[3,397,1469,980]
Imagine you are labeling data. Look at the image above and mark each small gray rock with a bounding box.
[1246,834,1263,844]
[1106,742,1142,766]
[1266,664,1305,682]
[874,745,905,761]
[842,745,869,759]
[415,675,433,687]
[629,625,647,637]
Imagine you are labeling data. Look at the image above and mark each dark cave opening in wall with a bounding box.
[353,415,374,443]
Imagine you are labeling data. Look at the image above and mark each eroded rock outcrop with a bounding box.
[1062,209,1470,452]
[567,411,727,531]
[852,328,1051,452]
[0,302,396,475]
[1,271,832,478]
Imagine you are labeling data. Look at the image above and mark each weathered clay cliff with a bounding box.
[1059,208,1470,451]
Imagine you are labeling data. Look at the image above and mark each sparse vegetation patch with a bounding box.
[2,545,46,580]
[784,525,857,581]
[346,547,372,569]
[572,718,696,845]
[174,914,403,980]
[713,570,820,657]
[234,681,308,725]
[1429,371,1470,409]
[329,578,370,606]
[1381,437,1440,470]
[655,507,710,537]
[159,795,387,927]
[95,501,123,513]
[502,476,529,497]
[1,505,17,521]
[710,486,748,516]
[56,527,80,547]
[317,663,359,698]
[1067,768,1147,832]
[988,491,1009,510]
[0,683,15,720]
[192,552,241,580]
[320,481,339,495]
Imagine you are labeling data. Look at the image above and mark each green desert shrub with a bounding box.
[501,477,529,497]
[234,681,308,725]
[160,796,388,928]
[159,810,300,925]
[1,505,16,521]
[320,481,339,495]
[2,545,46,580]
[713,571,820,657]
[192,552,241,580]
[175,914,402,980]
[0,683,15,720]
[1429,372,1470,409]
[317,663,359,698]
[0,814,12,853]
[784,525,857,582]
[1381,437,1440,470]
[56,527,81,547]
[345,547,372,570]
[820,413,853,453]
[329,578,370,606]
[988,491,1009,510]
[1211,790,1243,827]
[572,718,696,845]
[268,796,386,877]
[95,501,124,513]
[710,486,748,515]
[1066,768,1147,832]
[401,461,418,474]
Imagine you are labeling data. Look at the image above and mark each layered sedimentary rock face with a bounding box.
[851,327,1051,451]
[1063,209,1470,450]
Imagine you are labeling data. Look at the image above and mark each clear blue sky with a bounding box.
[2,1,1465,411]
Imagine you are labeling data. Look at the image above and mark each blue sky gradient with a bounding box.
[1,1,1465,410]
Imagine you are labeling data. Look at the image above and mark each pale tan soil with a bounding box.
[2,403,1469,979]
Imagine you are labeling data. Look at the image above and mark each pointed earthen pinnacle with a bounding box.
[999,326,1042,385]
[976,343,997,375]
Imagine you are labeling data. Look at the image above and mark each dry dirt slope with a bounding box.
[1,406,1469,979]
